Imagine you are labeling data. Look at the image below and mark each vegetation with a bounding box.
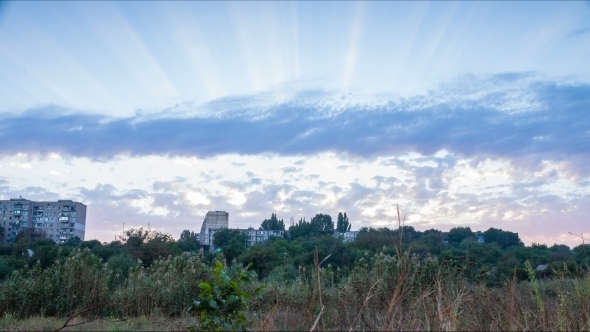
[260,213,285,231]
[1,212,589,330]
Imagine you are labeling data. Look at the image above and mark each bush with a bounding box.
[188,262,263,331]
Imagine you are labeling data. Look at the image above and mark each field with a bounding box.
[1,246,590,331]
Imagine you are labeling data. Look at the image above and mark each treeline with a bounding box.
[1,213,589,285]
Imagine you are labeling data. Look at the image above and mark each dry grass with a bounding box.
[0,314,198,331]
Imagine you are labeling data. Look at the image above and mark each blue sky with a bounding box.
[0,1,589,245]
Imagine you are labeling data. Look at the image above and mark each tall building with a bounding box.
[0,198,87,244]
[199,211,229,251]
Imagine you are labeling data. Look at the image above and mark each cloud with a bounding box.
[0,75,588,176]
[568,27,590,37]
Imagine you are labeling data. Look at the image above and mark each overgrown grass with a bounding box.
[2,246,590,331]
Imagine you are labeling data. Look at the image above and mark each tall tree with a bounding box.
[288,218,313,239]
[260,213,285,231]
[336,212,351,232]
[310,213,334,235]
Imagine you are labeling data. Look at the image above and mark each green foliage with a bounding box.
[65,236,82,247]
[310,213,334,235]
[287,214,334,239]
[260,213,285,231]
[123,228,179,266]
[0,256,25,280]
[483,227,523,249]
[288,217,313,239]
[188,261,263,331]
[106,253,137,283]
[336,212,351,232]
[447,226,475,244]
[212,229,248,262]
[178,230,200,252]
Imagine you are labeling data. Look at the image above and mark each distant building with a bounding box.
[199,211,229,251]
[476,231,484,244]
[0,198,87,244]
[243,228,285,246]
[197,211,360,252]
[333,231,358,243]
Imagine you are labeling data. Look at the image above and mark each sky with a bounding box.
[0,1,589,246]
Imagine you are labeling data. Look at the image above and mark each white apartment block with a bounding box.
[0,198,87,244]
[197,211,358,252]
[199,211,229,250]
[333,231,359,243]
[198,211,286,251]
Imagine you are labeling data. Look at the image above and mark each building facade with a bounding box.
[198,211,229,251]
[333,231,359,243]
[0,198,87,244]
[197,211,359,252]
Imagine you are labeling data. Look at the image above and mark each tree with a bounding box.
[180,230,199,242]
[213,229,248,249]
[447,227,475,244]
[65,236,82,247]
[15,227,46,244]
[213,229,249,262]
[260,213,285,231]
[178,230,200,252]
[310,213,334,235]
[288,218,313,239]
[483,228,523,250]
[122,228,178,266]
[336,212,351,232]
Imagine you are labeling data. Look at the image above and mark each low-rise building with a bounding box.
[333,231,359,243]
[476,231,485,244]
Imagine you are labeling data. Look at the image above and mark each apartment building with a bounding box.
[0,198,86,244]
[198,211,229,251]
[243,228,285,246]
[197,211,287,251]
[333,231,359,243]
[196,211,360,252]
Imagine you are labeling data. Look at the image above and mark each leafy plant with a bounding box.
[188,261,264,331]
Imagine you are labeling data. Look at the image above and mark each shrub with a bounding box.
[188,262,264,331]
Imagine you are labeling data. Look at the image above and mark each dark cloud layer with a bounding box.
[0,76,588,169]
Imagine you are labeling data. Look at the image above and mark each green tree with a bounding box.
[122,228,179,266]
[288,218,313,239]
[179,230,200,252]
[336,212,351,232]
[483,228,523,250]
[310,213,334,235]
[213,229,248,262]
[447,227,475,244]
[260,213,285,231]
